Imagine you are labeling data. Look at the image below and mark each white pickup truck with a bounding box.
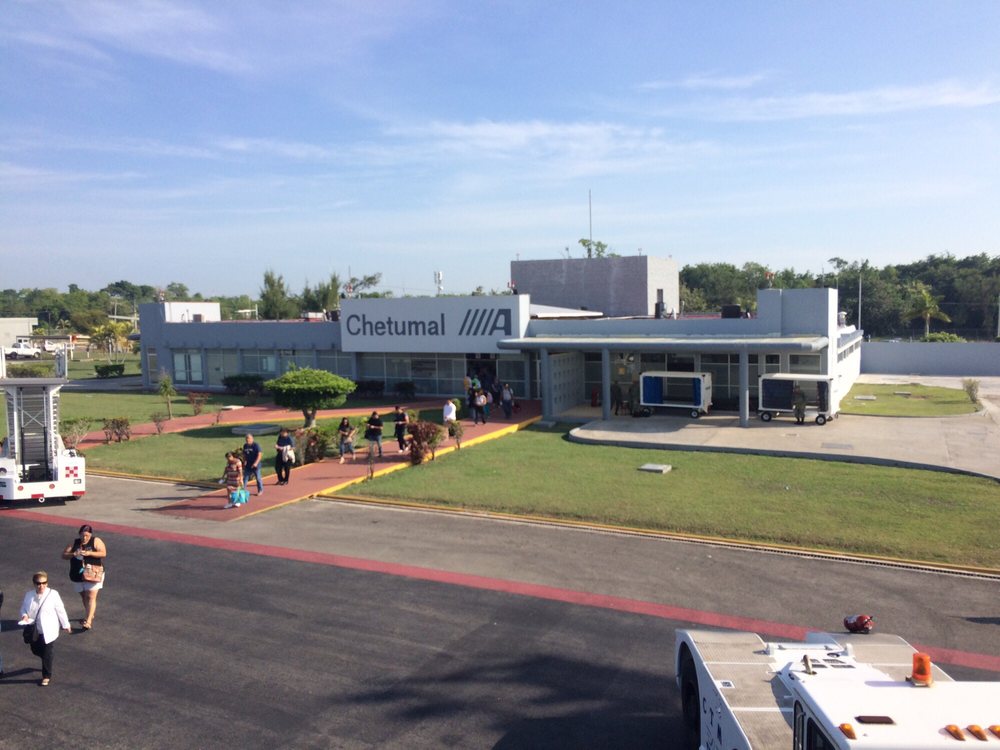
[3,341,42,359]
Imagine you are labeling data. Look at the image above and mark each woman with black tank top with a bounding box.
[61,524,107,630]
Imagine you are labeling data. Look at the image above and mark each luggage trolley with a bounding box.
[758,373,836,425]
[639,371,712,418]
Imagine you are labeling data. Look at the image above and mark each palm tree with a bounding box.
[902,281,951,338]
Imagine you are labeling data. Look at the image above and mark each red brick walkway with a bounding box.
[149,400,542,522]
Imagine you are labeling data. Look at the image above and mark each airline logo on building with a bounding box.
[340,297,526,353]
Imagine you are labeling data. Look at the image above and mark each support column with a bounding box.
[601,348,611,421]
[739,349,750,427]
[539,348,552,419]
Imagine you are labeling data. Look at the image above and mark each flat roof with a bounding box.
[497,334,828,353]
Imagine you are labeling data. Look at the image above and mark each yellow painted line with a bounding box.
[89,469,218,487]
[315,493,1000,578]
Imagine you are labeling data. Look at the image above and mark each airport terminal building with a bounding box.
[138,258,863,426]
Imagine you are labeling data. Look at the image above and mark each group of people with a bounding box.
[2,525,107,686]
[463,371,515,425]
[221,429,296,508]
[351,406,411,461]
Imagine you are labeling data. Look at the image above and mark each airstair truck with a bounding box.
[676,628,1000,749]
[0,349,85,503]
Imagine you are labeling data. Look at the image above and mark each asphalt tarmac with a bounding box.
[1,515,685,749]
[2,477,998,749]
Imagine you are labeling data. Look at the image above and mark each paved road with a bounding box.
[1,516,681,749]
[2,477,998,747]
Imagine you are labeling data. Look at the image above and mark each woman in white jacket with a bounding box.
[19,571,71,686]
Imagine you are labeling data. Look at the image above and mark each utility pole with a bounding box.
[588,189,593,257]
[858,272,863,330]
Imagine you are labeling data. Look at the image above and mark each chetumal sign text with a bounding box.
[345,308,512,338]
[339,296,528,353]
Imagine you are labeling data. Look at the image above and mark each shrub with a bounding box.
[921,332,966,343]
[60,418,93,450]
[95,363,126,378]
[407,420,444,464]
[150,412,169,435]
[102,416,131,443]
[187,391,210,415]
[395,380,417,399]
[354,380,385,399]
[962,378,980,405]
[6,362,51,378]
[222,374,265,396]
[447,418,464,449]
[303,426,336,463]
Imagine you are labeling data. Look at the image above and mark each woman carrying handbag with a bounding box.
[18,571,71,686]
[61,524,107,630]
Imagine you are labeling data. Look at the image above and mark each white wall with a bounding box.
[862,342,1000,376]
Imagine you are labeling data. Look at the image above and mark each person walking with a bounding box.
[337,418,356,463]
[365,411,384,458]
[18,571,71,686]
[473,389,488,424]
[393,405,410,454]
[222,452,246,508]
[274,427,295,485]
[61,524,106,630]
[501,383,514,419]
[242,433,264,495]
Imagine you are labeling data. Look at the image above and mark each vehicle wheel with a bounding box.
[36,497,46,504]
[690,410,700,419]
[679,650,701,741]
[815,415,827,426]
[760,411,772,422]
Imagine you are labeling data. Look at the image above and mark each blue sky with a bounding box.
[2,1,999,298]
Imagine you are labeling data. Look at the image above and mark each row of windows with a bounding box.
[837,340,861,362]
[158,348,531,398]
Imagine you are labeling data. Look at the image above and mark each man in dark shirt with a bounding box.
[242,433,263,495]
[365,411,384,458]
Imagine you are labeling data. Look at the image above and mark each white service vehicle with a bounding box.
[676,628,1000,749]
[0,349,85,503]
[2,341,42,359]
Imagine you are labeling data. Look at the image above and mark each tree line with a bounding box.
[1,255,997,339]
[679,253,999,340]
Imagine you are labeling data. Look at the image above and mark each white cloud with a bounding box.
[637,72,768,91]
[669,80,1000,121]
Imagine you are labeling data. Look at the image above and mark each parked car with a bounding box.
[3,341,41,359]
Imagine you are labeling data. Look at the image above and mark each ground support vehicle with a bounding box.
[676,628,1000,749]
[2,341,41,359]
[758,373,837,425]
[0,350,85,504]
[640,371,713,418]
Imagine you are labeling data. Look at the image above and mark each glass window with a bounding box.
[667,353,695,372]
[146,348,159,383]
[358,353,385,379]
[242,349,276,375]
[789,354,822,374]
[172,348,204,385]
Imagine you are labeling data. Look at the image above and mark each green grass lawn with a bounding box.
[840,383,977,416]
[58,391,259,425]
[350,426,1000,570]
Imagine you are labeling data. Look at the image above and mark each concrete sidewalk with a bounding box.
[569,375,1000,481]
